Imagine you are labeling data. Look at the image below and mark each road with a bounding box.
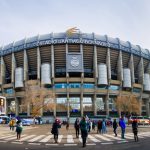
[0,124,150,149]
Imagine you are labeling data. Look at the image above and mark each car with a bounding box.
[129,116,149,125]
[22,119,31,126]
[0,116,10,124]
[21,118,38,125]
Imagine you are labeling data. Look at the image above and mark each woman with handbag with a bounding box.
[51,119,61,143]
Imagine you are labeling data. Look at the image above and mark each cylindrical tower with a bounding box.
[143,73,150,91]
[98,64,108,85]
[123,68,131,88]
[15,67,24,88]
[41,63,51,84]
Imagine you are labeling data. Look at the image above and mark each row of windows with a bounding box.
[0,86,141,94]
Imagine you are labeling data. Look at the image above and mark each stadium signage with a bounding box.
[66,53,83,72]
[1,37,148,60]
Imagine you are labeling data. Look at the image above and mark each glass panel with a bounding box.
[109,97,116,111]
[69,83,81,88]
[83,97,92,103]
[4,88,14,94]
[83,84,95,88]
[69,97,80,103]
[108,85,120,90]
[96,98,104,111]
[83,97,92,111]
[70,104,80,111]
[56,98,67,112]
[55,83,67,89]
[133,88,141,93]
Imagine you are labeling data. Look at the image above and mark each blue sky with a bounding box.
[0,0,150,49]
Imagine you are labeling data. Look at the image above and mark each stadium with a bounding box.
[0,32,150,119]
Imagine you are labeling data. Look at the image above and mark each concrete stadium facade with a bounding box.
[0,32,150,118]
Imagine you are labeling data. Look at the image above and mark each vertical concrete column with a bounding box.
[94,45,98,78]
[80,93,83,117]
[128,54,135,84]
[27,102,30,116]
[117,51,123,82]
[15,98,19,116]
[24,49,28,81]
[146,99,150,117]
[0,57,6,84]
[105,95,109,116]
[80,43,84,117]
[5,99,8,115]
[138,58,144,84]
[51,45,54,78]
[106,48,111,80]
[93,94,97,116]
[11,53,16,83]
[37,47,41,80]
[146,63,150,74]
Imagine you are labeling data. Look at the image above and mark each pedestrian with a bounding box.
[97,120,102,134]
[92,120,96,131]
[66,121,69,130]
[132,119,138,142]
[9,118,15,131]
[102,119,107,134]
[74,118,80,138]
[88,119,92,133]
[51,119,61,143]
[113,119,118,136]
[16,120,23,140]
[119,117,126,139]
[80,117,88,147]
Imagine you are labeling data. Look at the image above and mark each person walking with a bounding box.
[16,120,23,140]
[102,119,107,134]
[132,119,138,142]
[97,120,102,134]
[80,117,88,147]
[66,121,69,131]
[92,120,96,131]
[74,118,80,138]
[113,119,118,136]
[9,118,15,131]
[51,119,61,143]
[119,117,126,139]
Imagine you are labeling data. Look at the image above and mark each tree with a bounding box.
[24,80,55,123]
[115,95,140,117]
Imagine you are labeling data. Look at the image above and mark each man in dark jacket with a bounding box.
[80,117,88,147]
[74,118,80,138]
[51,119,61,143]
[132,119,138,142]
[113,119,118,136]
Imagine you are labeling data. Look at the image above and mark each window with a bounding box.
[4,88,14,94]
[96,98,104,111]
[83,84,95,89]
[97,85,107,89]
[133,88,141,93]
[69,83,81,88]
[108,85,120,90]
[56,98,67,112]
[83,97,92,111]
[69,97,80,112]
[55,83,67,89]
[109,97,116,111]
